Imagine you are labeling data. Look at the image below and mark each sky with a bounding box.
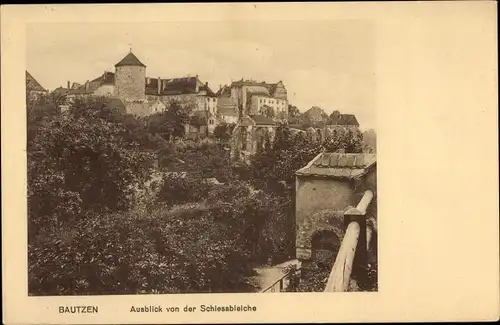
[26,20,376,129]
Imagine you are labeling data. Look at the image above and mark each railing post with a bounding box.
[344,189,374,284]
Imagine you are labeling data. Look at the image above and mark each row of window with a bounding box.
[259,98,286,106]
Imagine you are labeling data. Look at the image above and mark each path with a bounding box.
[248,259,301,292]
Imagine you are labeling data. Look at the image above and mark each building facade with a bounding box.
[230,114,276,164]
[145,76,217,114]
[219,79,288,120]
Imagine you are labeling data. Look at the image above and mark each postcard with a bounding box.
[1,2,498,324]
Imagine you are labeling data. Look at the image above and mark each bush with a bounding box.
[28,110,153,236]
[207,181,292,265]
[28,205,256,295]
[157,172,214,206]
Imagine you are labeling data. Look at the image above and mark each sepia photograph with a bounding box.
[3,2,498,324]
[26,19,377,295]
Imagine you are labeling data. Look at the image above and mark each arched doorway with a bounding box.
[311,230,340,267]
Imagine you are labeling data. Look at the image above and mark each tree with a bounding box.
[362,129,377,152]
[328,110,341,125]
[147,100,189,140]
[288,104,300,118]
[262,105,275,118]
[322,127,364,153]
[28,102,153,235]
[213,122,235,142]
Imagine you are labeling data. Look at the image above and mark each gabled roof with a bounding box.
[26,71,46,92]
[296,153,376,179]
[248,114,275,126]
[302,106,328,121]
[115,52,146,68]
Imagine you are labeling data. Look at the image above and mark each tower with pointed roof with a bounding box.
[114,51,146,102]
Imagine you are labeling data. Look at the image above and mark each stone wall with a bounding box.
[295,176,355,260]
[93,84,115,97]
[115,66,146,102]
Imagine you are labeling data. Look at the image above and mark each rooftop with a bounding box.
[296,152,376,179]
[115,52,146,68]
[26,71,46,92]
[248,114,275,126]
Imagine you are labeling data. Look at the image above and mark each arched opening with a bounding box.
[311,230,340,267]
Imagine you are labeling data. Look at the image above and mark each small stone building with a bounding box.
[294,152,377,262]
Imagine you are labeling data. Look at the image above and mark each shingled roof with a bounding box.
[248,114,275,126]
[145,76,216,96]
[91,71,115,85]
[115,52,146,68]
[296,153,376,179]
[337,114,359,127]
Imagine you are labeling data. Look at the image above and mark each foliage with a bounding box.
[288,104,300,117]
[28,97,154,236]
[262,105,276,118]
[213,122,236,142]
[158,141,236,183]
[28,206,256,295]
[322,127,364,153]
[328,110,341,124]
[147,100,189,140]
[285,261,331,292]
[251,124,322,189]
[156,172,214,206]
[362,128,377,152]
[207,181,292,264]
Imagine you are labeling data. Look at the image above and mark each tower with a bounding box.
[114,51,146,102]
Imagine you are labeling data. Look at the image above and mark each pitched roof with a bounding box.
[296,153,376,179]
[103,97,126,113]
[26,71,45,92]
[52,86,70,96]
[216,85,231,97]
[337,114,359,127]
[248,114,275,126]
[91,71,115,85]
[302,106,328,121]
[217,97,238,117]
[145,76,215,96]
[115,52,146,68]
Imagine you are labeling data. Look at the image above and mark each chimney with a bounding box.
[157,77,161,95]
[85,80,89,93]
[67,81,70,89]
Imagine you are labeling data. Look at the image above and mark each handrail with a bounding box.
[260,267,300,293]
[324,189,374,292]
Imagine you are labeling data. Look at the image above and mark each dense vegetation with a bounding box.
[27,94,372,295]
